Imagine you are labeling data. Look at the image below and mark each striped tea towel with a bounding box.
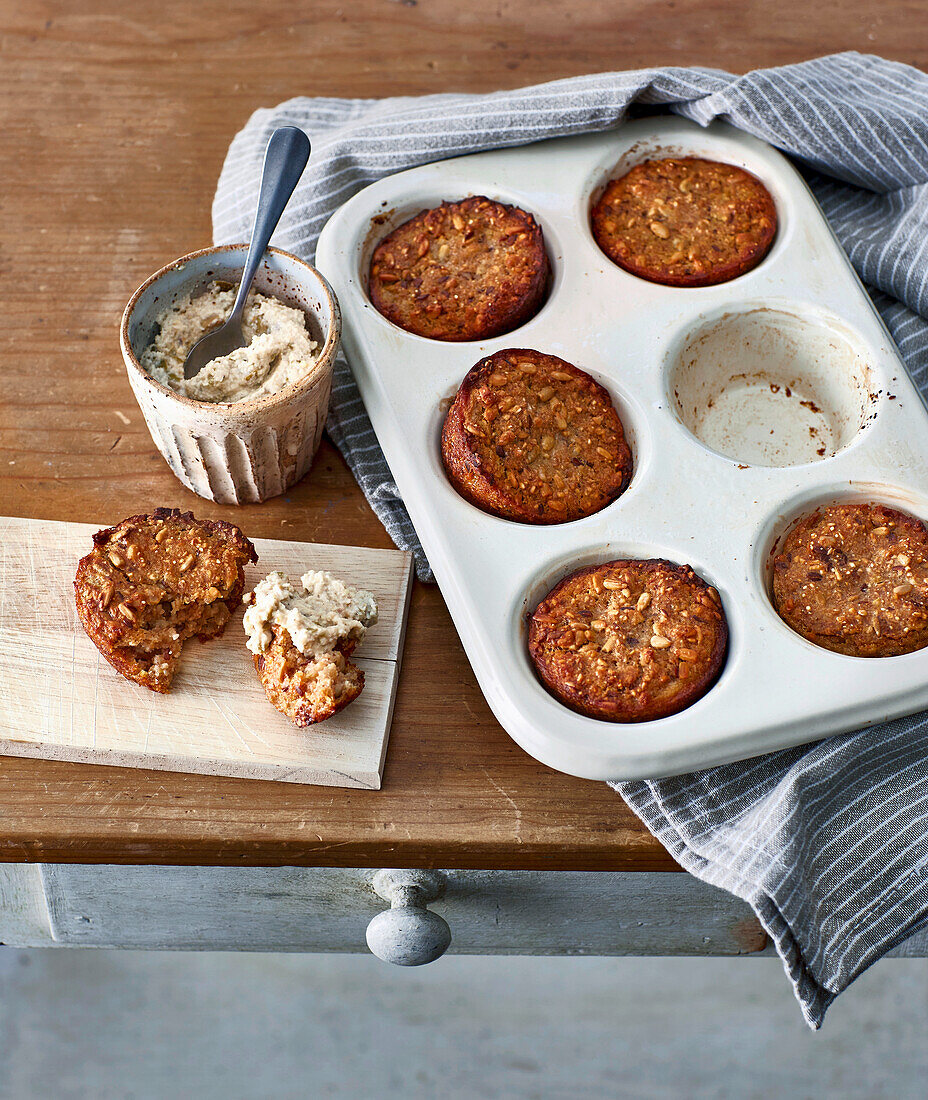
[213,53,928,1027]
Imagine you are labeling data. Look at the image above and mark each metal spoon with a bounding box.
[183,126,311,379]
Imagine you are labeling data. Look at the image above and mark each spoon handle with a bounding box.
[229,126,311,322]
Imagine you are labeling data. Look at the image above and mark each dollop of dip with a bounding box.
[140,281,320,403]
[243,570,378,656]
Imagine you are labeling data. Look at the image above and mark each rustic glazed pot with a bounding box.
[120,244,341,504]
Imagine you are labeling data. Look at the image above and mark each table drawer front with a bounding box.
[29,866,766,955]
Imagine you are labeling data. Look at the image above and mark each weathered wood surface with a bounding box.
[37,865,767,955]
[0,2,914,870]
[0,517,412,788]
[0,865,54,947]
[8,859,928,957]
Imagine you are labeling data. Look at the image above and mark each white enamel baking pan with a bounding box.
[316,117,928,780]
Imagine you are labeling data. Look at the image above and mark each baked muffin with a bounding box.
[591,157,776,287]
[252,633,364,727]
[528,559,728,721]
[74,508,257,692]
[368,196,549,340]
[772,502,928,657]
[441,349,632,523]
[243,569,378,727]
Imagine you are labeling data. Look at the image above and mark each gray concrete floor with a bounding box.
[0,950,925,1099]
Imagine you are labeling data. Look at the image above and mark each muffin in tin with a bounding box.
[368,196,549,341]
[591,157,776,287]
[772,502,928,657]
[529,559,728,722]
[441,349,632,524]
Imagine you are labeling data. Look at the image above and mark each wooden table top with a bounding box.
[0,2,918,870]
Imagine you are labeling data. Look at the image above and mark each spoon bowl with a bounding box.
[182,315,249,380]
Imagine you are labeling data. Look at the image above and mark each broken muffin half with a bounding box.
[74,508,257,692]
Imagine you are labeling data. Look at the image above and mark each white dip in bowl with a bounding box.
[141,281,321,403]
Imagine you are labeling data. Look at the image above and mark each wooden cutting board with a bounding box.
[0,517,414,789]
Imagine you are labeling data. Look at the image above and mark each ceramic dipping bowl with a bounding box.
[120,244,341,504]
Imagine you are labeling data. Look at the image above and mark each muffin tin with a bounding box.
[315,117,928,780]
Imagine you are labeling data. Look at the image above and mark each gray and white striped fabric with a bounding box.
[214,53,928,1027]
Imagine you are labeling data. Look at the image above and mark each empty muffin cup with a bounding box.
[666,305,874,467]
[121,244,341,504]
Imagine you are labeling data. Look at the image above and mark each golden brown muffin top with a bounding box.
[442,349,632,523]
[591,157,776,287]
[529,559,727,722]
[772,503,928,657]
[369,196,548,341]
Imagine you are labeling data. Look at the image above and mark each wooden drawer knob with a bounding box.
[366,869,451,966]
